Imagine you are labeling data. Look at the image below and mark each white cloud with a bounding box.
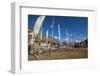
[54,36,59,39]
[64,37,69,41]
[75,40,81,43]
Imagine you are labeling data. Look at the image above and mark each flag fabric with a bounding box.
[58,24,60,41]
[33,16,45,38]
[46,30,48,40]
[58,17,60,41]
[51,17,54,41]
[51,17,54,29]
[40,27,42,40]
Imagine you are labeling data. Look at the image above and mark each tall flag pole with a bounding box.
[40,27,42,41]
[66,26,68,43]
[46,30,48,40]
[80,33,83,48]
[50,16,54,53]
[31,16,45,55]
[51,16,54,42]
[58,16,62,52]
[58,17,61,44]
[32,16,45,43]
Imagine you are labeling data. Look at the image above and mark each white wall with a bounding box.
[0,0,100,76]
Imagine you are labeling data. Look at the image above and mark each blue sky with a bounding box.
[28,15,88,42]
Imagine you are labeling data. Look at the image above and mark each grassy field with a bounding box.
[28,48,88,61]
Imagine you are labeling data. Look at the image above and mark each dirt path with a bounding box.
[28,48,88,61]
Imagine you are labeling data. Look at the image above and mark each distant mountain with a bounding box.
[74,39,88,48]
[28,28,88,48]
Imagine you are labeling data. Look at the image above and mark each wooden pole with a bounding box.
[50,16,54,54]
[58,17,62,56]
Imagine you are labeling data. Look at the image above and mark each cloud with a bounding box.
[54,36,59,39]
[75,40,81,43]
[64,37,69,41]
